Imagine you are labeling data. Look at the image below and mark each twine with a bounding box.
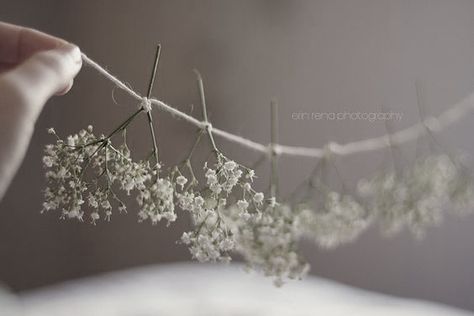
[81,53,474,159]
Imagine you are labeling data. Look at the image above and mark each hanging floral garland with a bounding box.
[40,47,474,286]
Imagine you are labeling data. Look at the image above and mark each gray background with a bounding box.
[1,0,474,310]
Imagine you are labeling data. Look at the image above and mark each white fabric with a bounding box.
[12,263,472,316]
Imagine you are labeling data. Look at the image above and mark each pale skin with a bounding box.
[0,21,82,199]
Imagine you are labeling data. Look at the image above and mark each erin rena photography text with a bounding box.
[291,111,403,122]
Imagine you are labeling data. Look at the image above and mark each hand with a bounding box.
[0,21,82,199]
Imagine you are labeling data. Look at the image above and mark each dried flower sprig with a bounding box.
[42,106,174,225]
[299,190,371,249]
[42,125,133,223]
[179,152,255,263]
[290,153,371,249]
[227,100,310,287]
[358,154,474,237]
[226,201,310,287]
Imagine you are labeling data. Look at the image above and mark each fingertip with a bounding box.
[2,44,83,114]
[56,43,82,66]
[55,79,73,96]
[51,44,81,95]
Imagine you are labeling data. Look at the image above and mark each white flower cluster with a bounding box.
[137,175,176,225]
[358,154,474,237]
[178,189,234,263]
[299,191,371,248]
[175,153,309,285]
[42,127,176,225]
[178,154,258,262]
[43,126,312,285]
[288,154,474,250]
[43,126,103,221]
[43,120,474,287]
[227,202,310,287]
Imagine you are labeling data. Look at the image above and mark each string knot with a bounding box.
[268,143,282,157]
[140,97,152,113]
[324,142,337,158]
[203,122,213,133]
[424,116,441,132]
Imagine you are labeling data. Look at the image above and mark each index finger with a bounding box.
[0,21,69,64]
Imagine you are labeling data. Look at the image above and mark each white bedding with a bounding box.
[5,263,472,316]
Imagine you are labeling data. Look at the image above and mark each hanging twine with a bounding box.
[81,53,474,158]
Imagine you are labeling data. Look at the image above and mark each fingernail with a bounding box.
[58,43,82,64]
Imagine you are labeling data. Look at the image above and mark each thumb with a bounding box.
[0,44,82,200]
[3,43,82,118]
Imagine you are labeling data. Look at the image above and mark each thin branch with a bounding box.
[144,44,162,167]
[194,69,219,155]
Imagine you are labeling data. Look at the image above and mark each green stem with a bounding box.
[145,111,160,167]
[184,130,204,162]
[194,69,220,157]
[144,45,162,168]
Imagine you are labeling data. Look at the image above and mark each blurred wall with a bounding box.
[1,0,474,310]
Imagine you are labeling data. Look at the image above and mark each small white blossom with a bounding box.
[253,192,264,205]
[246,169,256,181]
[237,199,249,211]
[223,160,237,171]
[90,212,100,224]
[136,174,176,225]
[42,156,54,168]
[176,175,188,189]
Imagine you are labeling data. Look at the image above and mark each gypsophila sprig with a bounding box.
[42,105,176,225]
[179,151,262,263]
[43,126,117,222]
[357,154,474,237]
[225,201,309,287]
[299,190,371,248]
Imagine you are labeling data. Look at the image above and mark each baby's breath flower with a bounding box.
[300,191,370,248]
[228,202,309,286]
[42,156,54,168]
[118,204,127,213]
[90,211,100,224]
[223,160,237,171]
[253,192,264,205]
[357,154,466,238]
[237,199,249,211]
[181,206,233,263]
[246,169,256,181]
[88,194,99,208]
[136,170,176,225]
[42,127,99,220]
[176,175,188,189]
[178,153,266,266]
